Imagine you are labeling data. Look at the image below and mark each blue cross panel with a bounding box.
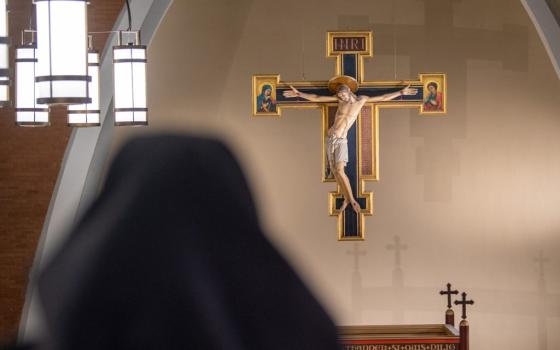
[341,53,365,238]
[343,54,357,78]
[335,115,365,237]
[275,86,422,105]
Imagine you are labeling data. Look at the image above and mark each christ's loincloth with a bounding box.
[326,135,348,176]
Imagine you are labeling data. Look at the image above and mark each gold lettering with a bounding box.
[333,37,369,51]
[342,344,455,350]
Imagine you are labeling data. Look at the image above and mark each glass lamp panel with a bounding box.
[113,47,131,60]
[68,112,99,125]
[16,50,36,108]
[68,52,100,126]
[0,81,8,101]
[0,0,6,37]
[16,61,34,107]
[114,46,148,125]
[52,81,87,98]
[35,111,49,123]
[35,0,89,104]
[0,46,7,70]
[88,64,99,108]
[49,1,86,75]
[0,0,8,105]
[132,61,147,108]
[16,47,49,126]
[35,2,51,78]
[88,51,99,64]
[131,48,146,60]
[17,47,35,59]
[115,111,133,123]
[114,61,133,109]
[132,111,147,123]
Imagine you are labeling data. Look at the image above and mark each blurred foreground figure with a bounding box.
[36,135,339,350]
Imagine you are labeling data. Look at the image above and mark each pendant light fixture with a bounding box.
[68,36,100,126]
[34,0,90,105]
[113,0,147,126]
[0,0,9,106]
[16,31,49,126]
[15,0,150,127]
[113,31,147,126]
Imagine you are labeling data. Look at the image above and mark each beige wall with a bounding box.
[111,1,560,349]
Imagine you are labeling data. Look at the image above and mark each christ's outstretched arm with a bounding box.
[362,85,418,103]
[283,85,338,102]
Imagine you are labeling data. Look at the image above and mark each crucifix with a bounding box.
[439,282,459,326]
[252,31,447,240]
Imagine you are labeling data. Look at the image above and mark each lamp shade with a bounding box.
[68,51,100,126]
[16,45,49,126]
[35,0,90,105]
[113,44,147,126]
[0,0,9,106]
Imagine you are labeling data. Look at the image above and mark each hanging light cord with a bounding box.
[301,20,306,81]
[28,7,34,31]
[126,0,132,31]
[23,3,36,45]
[392,0,398,81]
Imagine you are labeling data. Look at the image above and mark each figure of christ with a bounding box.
[283,76,418,213]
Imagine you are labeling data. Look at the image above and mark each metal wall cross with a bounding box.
[440,283,459,309]
[454,292,475,320]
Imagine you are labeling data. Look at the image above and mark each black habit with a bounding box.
[35,134,340,350]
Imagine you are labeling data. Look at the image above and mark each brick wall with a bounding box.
[0,0,124,340]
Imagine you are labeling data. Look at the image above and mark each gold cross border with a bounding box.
[251,73,447,117]
[327,31,373,83]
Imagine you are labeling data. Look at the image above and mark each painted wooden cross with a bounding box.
[252,31,447,240]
